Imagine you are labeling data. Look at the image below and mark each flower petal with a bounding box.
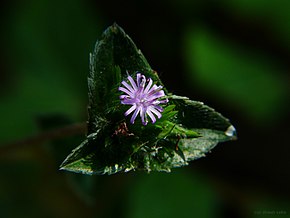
[153,105,164,112]
[140,107,148,125]
[149,106,162,119]
[144,78,153,94]
[121,98,136,105]
[147,90,165,101]
[158,99,169,104]
[146,109,156,123]
[147,84,158,94]
[124,104,137,116]
[119,95,129,99]
[136,73,142,87]
[130,106,141,124]
[128,75,138,91]
[121,81,135,93]
[140,75,146,88]
[118,87,134,97]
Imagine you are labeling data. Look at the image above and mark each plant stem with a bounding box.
[0,122,87,156]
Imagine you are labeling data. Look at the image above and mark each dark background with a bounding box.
[0,0,289,217]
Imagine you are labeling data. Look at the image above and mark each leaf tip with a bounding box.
[225,125,237,140]
[110,22,123,34]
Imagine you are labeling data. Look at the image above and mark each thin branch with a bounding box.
[0,122,87,156]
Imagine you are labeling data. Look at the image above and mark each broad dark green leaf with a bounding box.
[60,24,236,175]
[87,24,164,134]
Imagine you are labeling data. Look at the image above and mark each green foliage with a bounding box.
[127,170,217,218]
[0,0,99,144]
[60,24,236,175]
[184,28,288,123]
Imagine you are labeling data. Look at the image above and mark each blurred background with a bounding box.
[0,0,290,217]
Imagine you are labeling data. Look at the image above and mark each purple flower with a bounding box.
[118,73,168,125]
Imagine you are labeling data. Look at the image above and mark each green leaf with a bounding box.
[169,95,236,164]
[60,24,236,175]
[87,23,164,134]
[59,133,126,175]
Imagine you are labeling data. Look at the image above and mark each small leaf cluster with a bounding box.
[60,24,236,175]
